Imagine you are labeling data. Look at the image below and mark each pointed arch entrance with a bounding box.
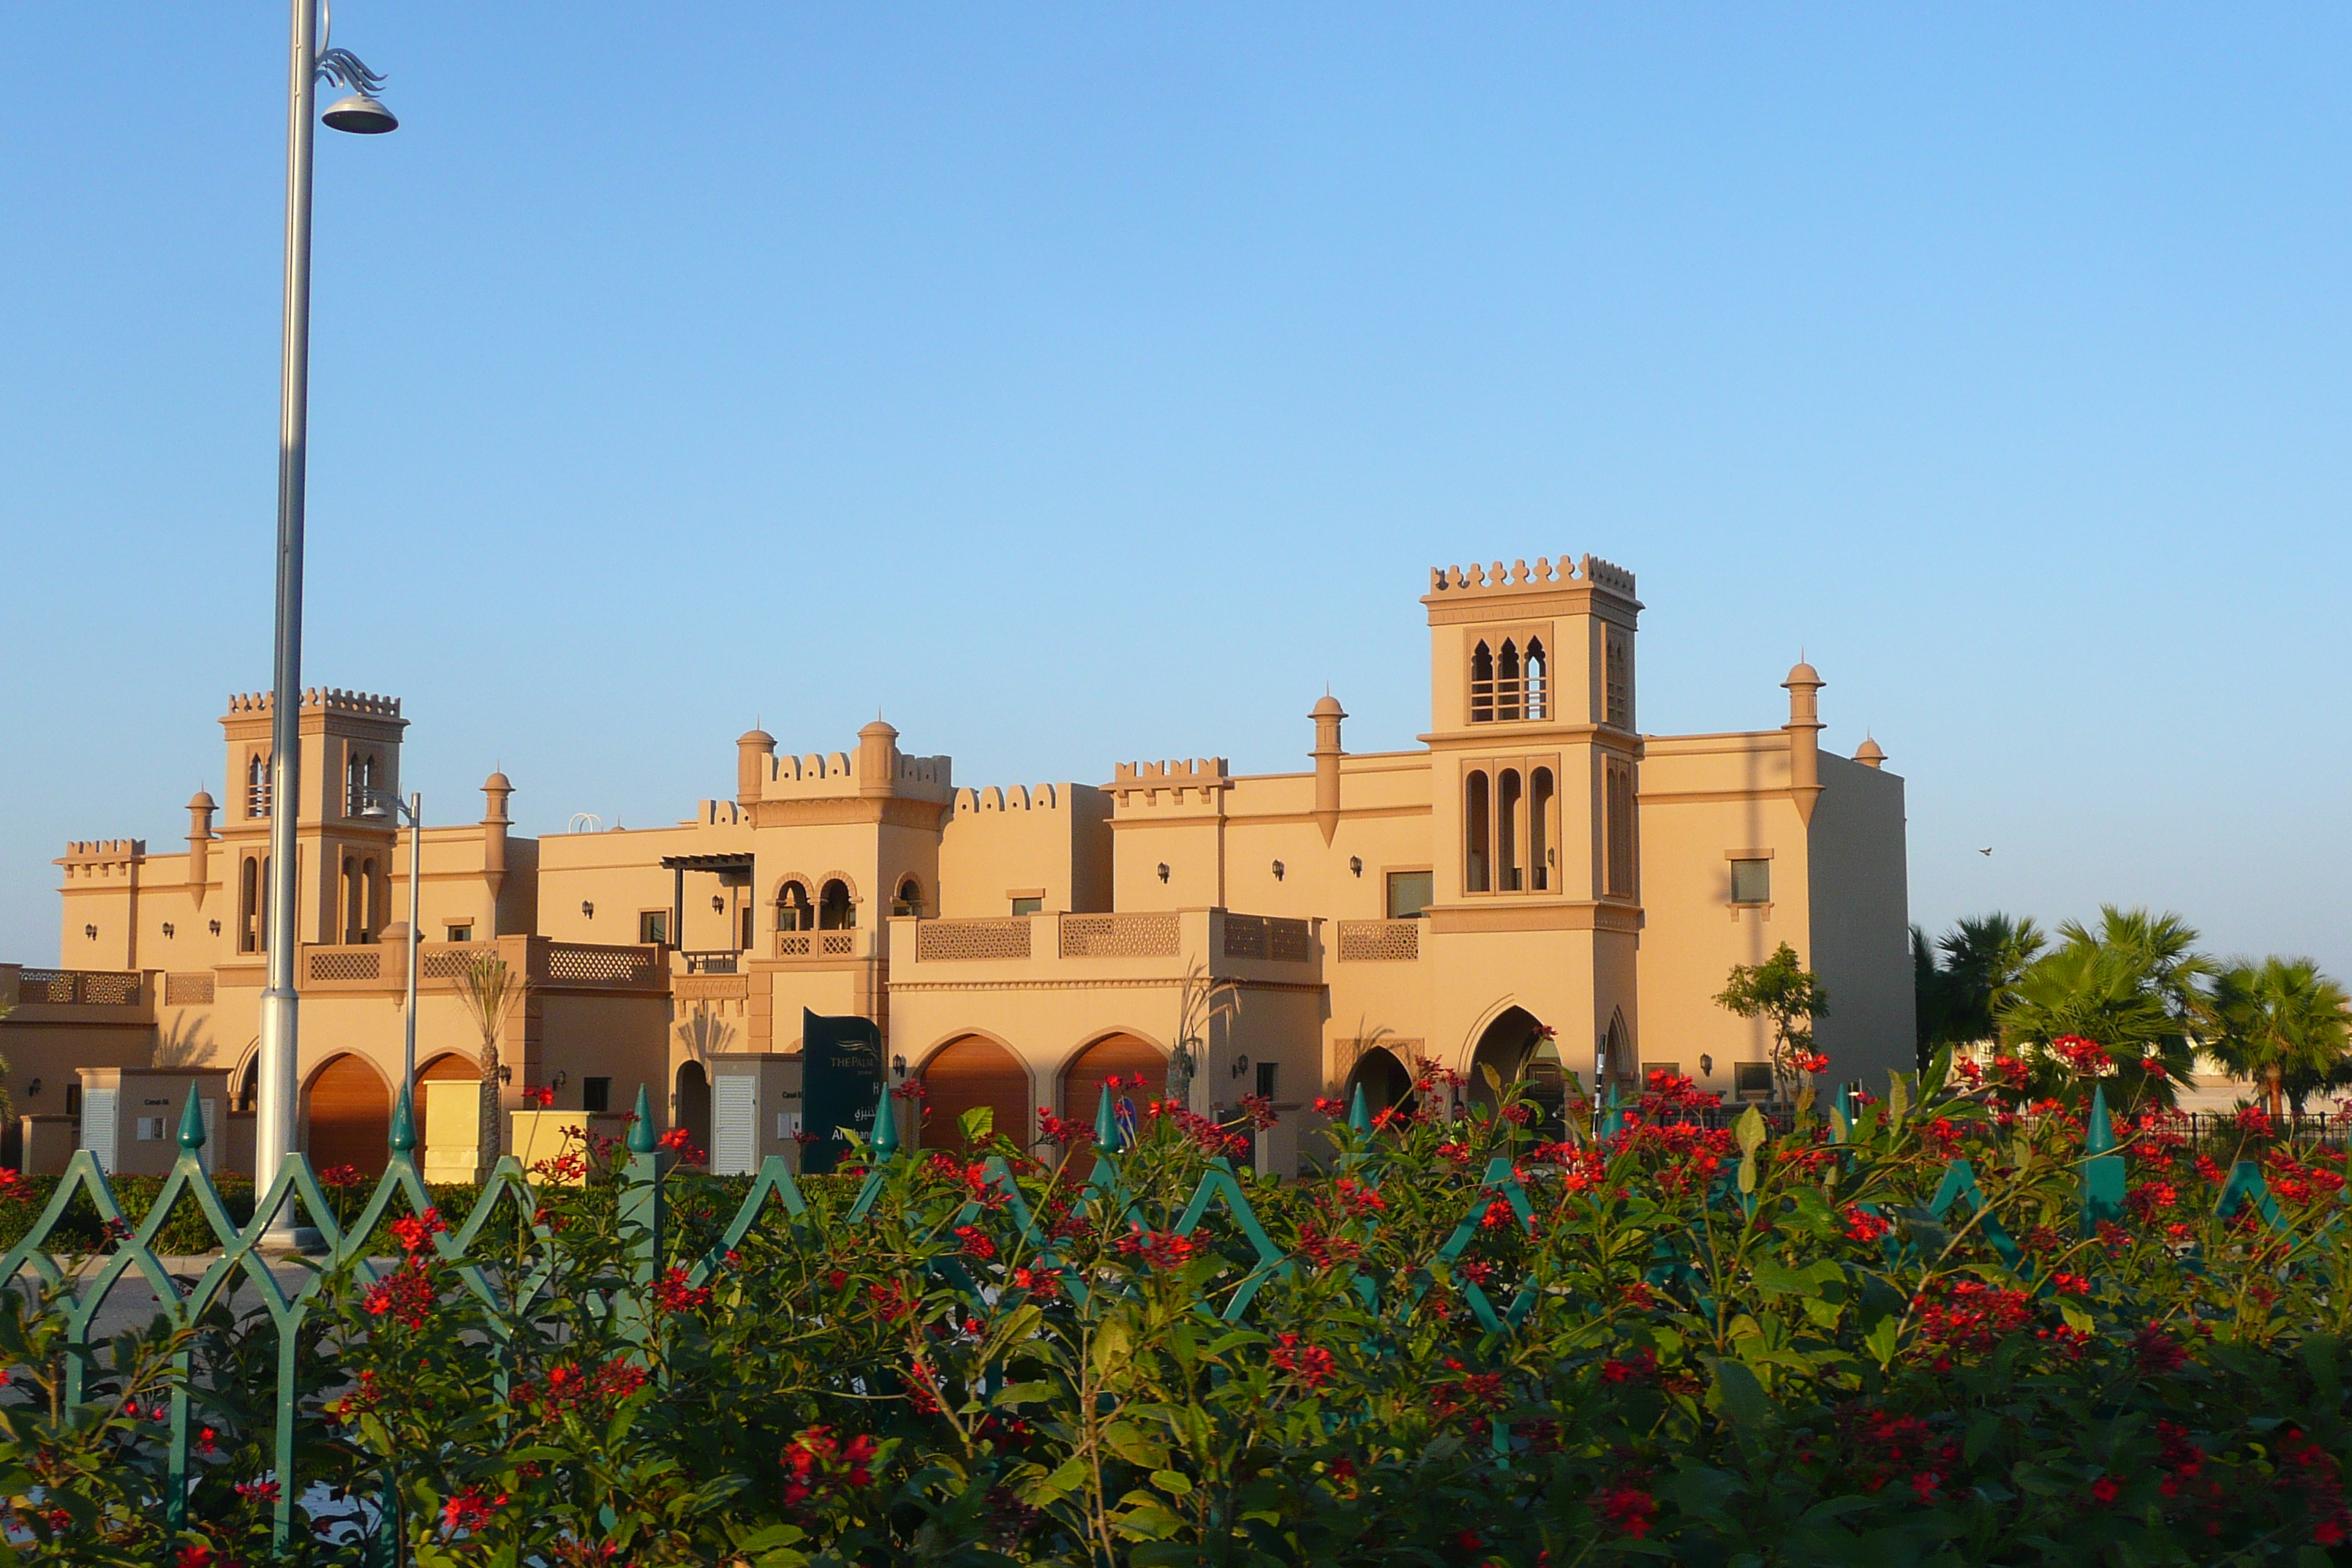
[1061,1034,1166,1128]
[1342,1047,1417,1120]
[305,1054,392,1175]
[918,1036,1030,1153]
[1466,1007,1569,1135]
[676,1062,711,1156]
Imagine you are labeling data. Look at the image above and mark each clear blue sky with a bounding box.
[5,4,2348,979]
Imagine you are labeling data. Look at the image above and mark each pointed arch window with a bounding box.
[1529,766,1556,891]
[1523,638,1547,720]
[818,879,855,930]
[775,881,813,932]
[246,753,271,819]
[1497,641,1522,720]
[892,876,924,918]
[239,857,260,953]
[1465,770,1491,893]
[1498,769,1523,890]
[1469,642,1495,723]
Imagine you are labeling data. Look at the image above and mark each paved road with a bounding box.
[8,1254,372,1342]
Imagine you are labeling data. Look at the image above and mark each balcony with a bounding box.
[0,965,152,1022]
[773,928,872,962]
[891,909,1319,986]
[1333,919,1421,963]
[295,938,668,995]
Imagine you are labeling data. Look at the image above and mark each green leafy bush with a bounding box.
[3,1052,2351,1565]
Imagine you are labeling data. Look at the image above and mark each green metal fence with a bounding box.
[0,1075,2305,1556]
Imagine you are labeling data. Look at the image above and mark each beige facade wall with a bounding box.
[24,554,1934,1177]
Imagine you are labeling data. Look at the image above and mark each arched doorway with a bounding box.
[1342,1047,1417,1120]
[305,1054,393,1175]
[1062,1033,1166,1133]
[1467,1008,1567,1134]
[418,1052,478,1087]
[675,1062,711,1156]
[918,1036,1030,1153]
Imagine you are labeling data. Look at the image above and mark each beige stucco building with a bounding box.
[15,554,1916,1175]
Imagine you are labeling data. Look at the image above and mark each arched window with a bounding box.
[1529,767,1556,891]
[1524,638,1548,720]
[818,879,855,930]
[892,876,923,918]
[239,857,260,954]
[361,857,380,939]
[775,881,814,932]
[246,753,271,819]
[1497,641,1522,721]
[343,856,363,943]
[1498,769,1523,891]
[1469,641,1495,723]
[1465,770,1491,893]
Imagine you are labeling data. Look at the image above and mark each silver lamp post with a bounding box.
[361,790,424,1103]
[254,0,397,1248]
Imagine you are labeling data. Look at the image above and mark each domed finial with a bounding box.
[1854,734,1886,769]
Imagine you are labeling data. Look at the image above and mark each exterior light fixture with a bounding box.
[84,924,97,941]
[25,1079,40,1098]
[210,920,222,937]
[1349,856,1362,877]
[1700,1054,1714,1078]
[892,1055,908,1079]
[163,922,176,938]
[1271,861,1284,881]
[497,1065,513,1085]
[552,1070,568,1089]
[1156,862,1169,883]
[581,901,595,919]
[712,895,725,913]
[1232,1053,1251,1079]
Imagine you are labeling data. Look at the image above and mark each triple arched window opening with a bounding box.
[1463,766,1557,894]
[776,878,869,932]
[1469,638,1547,723]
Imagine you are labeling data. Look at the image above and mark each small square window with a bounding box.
[1385,870,1433,920]
[1733,1062,1774,1100]
[1011,897,1042,916]
[445,924,473,943]
[582,1077,611,1115]
[1730,859,1771,904]
[638,910,670,945]
[136,1117,166,1142]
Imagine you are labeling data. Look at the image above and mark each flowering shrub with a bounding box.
[3,1049,2352,1563]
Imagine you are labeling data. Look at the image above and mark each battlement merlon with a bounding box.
[56,839,147,869]
[1107,758,1233,807]
[1423,554,1642,608]
[225,687,404,720]
[758,750,956,802]
[954,784,1069,815]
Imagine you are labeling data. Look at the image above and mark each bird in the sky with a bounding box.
[1979,848,1993,856]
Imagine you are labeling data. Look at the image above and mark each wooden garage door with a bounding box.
[306,1055,392,1176]
[1062,1034,1166,1131]
[919,1036,1030,1153]
[418,1052,477,1084]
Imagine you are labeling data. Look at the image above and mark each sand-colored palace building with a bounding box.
[9,554,1914,1175]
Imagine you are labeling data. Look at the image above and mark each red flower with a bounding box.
[440,1487,505,1535]
[1311,1096,1347,1117]
[1596,1480,1658,1538]
[388,1207,449,1256]
[2131,1323,2188,1376]
[652,1266,713,1313]
[2089,1474,2121,1506]
[521,1085,555,1109]
[1842,1207,1893,1243]
[2049,1272,2092,1297]
[657,1126,707,1164]
[1117,1224,1203,1269]
[1269,1333,1335,1390]
[1599,1347,1657,1384]
[952,1224,997,1261]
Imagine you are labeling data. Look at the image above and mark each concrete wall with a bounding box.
[1805,752,1915,1092]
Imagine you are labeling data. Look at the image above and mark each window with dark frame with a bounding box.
[639,909,670,945]
[1734,1062,1773,1100]
[1730,859,1771,904]
[1385,870,1433,919]
[582,1077,611,1114]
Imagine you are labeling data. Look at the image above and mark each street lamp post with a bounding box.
[362,791,424,1102]
[254,0,396,1247]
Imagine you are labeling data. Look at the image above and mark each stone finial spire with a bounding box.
[856,718,900,796]
[736,726,776,805]
[1854,734,1885,769]
[1782,659,1825,826]
[186,789,216,908]
[481,770,514,905]
[1310,693,1346,845]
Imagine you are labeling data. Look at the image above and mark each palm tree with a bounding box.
[1913,913,2044,1072]
[456,952,521,1177]
[1996,908,2209,1109]
[2209,957,2352,1119]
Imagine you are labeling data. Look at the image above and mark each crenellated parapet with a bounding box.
[225,687,404,720]
[1108,758,1232,808]
[1427,554,1637,602]
[952,783,1064,815]
[56,840,146,884]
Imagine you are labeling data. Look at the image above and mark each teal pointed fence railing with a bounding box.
[0,1066,2342,1561]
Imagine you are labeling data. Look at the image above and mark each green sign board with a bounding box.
[801,1007,884,1174]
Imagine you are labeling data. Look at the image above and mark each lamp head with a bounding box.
[323,92,399,134]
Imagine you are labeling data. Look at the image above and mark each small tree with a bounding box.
[2209,957,2352,1119]
[456,952,521,1177]
[1715,943,1831,1103]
